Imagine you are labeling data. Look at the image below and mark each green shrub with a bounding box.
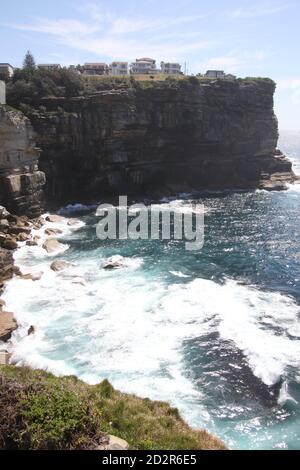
[0,366,227,450]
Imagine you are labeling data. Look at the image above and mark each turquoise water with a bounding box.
[3,130,300,450]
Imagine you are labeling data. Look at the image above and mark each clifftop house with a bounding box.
[83,63,108,75]
[109,62,129,76]
[0,63,14,78]
[161,62,182,74]
[205,70,226,79]
[131,58,157,75]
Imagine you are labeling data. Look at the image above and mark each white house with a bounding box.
[0,63,14,78]
[205,70,226,79]
[161,62,182,74]
[109,62,129,76]
[131,58,157,75]
[0,80,5,105]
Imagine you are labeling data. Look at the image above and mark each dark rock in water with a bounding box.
[0,247,14,282]
[26,236,39,246]
[27,325,36,335]
[45,214,65,223]
[103,256,125,270]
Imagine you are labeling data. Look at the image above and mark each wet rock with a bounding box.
[26,236,39,246]
[17,232,31,242]
[46,214,65,223]
[103,255,125,270]
[27,325,36,335]
[67,218,80,226]
[32,217,46,229]
[20,271,43,281]
[0,311,17,342]
[45,228,63,236]
[42,238,65,254]
[0,298,6,309]
[2,239,18,250]
[50,260,73,272]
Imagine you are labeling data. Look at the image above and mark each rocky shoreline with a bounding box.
[0,204,81,347]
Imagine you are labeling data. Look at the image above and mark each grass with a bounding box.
[0,365,227,450]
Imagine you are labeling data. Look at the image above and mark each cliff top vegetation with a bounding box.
[5,63,275,110]
[0,365,227,450]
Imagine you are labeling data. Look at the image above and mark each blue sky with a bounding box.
[1,0,300,129]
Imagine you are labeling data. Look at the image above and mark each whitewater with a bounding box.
[1,130,300,450]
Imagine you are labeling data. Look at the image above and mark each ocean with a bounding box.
[2,130,300,450]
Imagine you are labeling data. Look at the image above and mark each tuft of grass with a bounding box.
[0,366,227,450]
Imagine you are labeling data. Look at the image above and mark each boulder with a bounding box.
[3,239,18,250]
[0,298,6,310]
[0,206,10,219]
[0,219,9,231]
[26,236,39,246]
[103,255,125,270]
[0,311,17,342]
[20,271,43,281]
[32,217,46,229]
[9,226,31,235]
[27,325,36,335]
[42,238,65,254]
[0,248,14,282]
[97,435,129,451]
[50,260,73,272]
[0,351,11,365]
[46,214,65,223]
[45,228,63,236]
[17,232,31,242]
[67,218,80,226]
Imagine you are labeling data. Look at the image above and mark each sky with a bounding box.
[0,0,299,130]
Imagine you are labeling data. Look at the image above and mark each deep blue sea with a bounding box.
[2,130,300,450]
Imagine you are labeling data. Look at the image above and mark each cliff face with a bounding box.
[0,105,45,217]
[26,78,294,202]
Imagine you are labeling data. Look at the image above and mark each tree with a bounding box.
[23,50,36,70]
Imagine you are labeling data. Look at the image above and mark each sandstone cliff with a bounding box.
[24,77,294,203]
[0,105,45,216]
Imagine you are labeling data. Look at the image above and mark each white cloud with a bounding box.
[10,18,99,37]
[277,78,300,105]
[5,8,211,63]
[195,50,268,74]
[231,3,290,19]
